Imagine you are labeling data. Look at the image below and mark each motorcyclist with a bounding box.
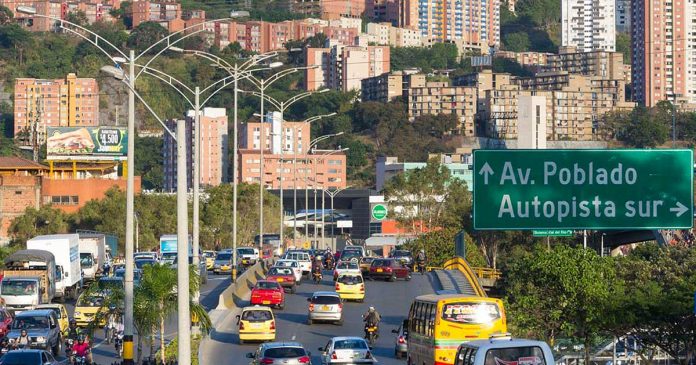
[17,329,30,347]
[67,319,81,340]
[71,334,92,364]
[362,306,381,339]
[0,336,10,354]
[416,249,426,271]
[312,258,323,280]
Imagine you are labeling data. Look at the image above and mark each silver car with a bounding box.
[246,342,312,365]
[318,336,376,364]
[392,319,408,359]
[307,291,343,325]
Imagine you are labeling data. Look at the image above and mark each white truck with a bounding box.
[78,233,107,282]
[27,234,82,302]
[1,250,57,313]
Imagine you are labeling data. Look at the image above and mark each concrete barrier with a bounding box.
[216,259,274,310]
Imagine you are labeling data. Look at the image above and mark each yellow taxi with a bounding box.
[35,304,69,335]
[203,250,216,270]
[74,293,106,327]
[335,273,365,302]
[359,257,376,275]
[237,305,276,344]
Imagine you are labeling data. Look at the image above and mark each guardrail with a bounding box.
[216,259,274,310]
[471,267,502,280]
[443,257,487,297]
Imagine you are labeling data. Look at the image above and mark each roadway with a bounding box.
[200,271,436,365]
[61,274,232,364]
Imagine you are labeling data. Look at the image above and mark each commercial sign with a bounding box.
[46,127,127,160]
[371,204,388,221]
[473,150,694,230]
[532,230,574,237]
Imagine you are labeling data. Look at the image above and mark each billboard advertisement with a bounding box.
[46,127,127,160]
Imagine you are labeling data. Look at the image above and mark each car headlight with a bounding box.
[214,264,220,268]
[35,336,46,343]
[74,311,81,316]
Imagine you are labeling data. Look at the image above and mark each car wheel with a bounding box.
[279,301,285,310]
[406,274,412,281]
[291,285,297,294]
[239,339,245,345]
[307,318,313,325]
[389,274,396,282]
[336,319,343,326]
[52,336,61,356]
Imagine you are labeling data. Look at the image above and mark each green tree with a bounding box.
[8,206,72,244]
[66,10,89,27]
[0,5,12,25]
[616,32,631,64]
[610,106,670,147]
[127,21,168,52]
[504,244,616,362]
[503,32,531,51]
[0,24,33,64]
[402,228,486,268]
[134,136,163,190]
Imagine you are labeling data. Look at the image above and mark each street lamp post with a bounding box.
[240,89,329,248]
[312,148,348,248]
[303,133,344,241]
[325,186,349,251]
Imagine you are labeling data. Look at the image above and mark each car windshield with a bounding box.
[11,316,49,329]
[256,282,280,290]
[264,347,307,358]
[135,260,155,269]
[77,295,104,307]
[338,275,363,285]
[341,251,360,260]
[79,253,93,267]
[216,253,232,261]
[269,268,292,276]
[337,262,358,269]
[334,339,368,350]
[1,280,37,296]
[372,260,391,267]
[0,352,41,364]
[241,310,272,322]
[238,248,255,255]
[361,258,374,264]
[37,307,61,319]
[204,252,215,258]
[311,295,340,305]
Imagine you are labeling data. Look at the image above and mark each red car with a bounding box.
[369,258,412,281]
[266,266,297,294]
[250,280,285,309]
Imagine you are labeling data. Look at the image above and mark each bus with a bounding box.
[407,294,507,365]
[254,234,282,258]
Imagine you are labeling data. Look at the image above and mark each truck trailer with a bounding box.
[27,234,82,302]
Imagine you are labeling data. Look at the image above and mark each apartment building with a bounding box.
[162,108,228,192]
[616,0,630,32]
[286,0,364,19]
[406,81,478,136]
[561,0,616,52]
[238,112,347,189]
[365,22,423,47]
[376,151,474,191]
[366,0,399,23]
[494,51,553,71]
[399,0,500,54]
[305,44,390,92]
[545,47,626,81]
[131,0,182,32]
[14,74,99,146]
[361,71,424,102]
[632,0,696,106]
[2,0,121,31]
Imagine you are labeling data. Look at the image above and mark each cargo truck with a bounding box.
[27,234,82,302]
[0,250,56,313]
[159,234,192,265]
[78,233,106,282]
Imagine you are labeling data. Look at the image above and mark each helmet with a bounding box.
[368,306,375,312]
[70,319,77,326]
[77,334,86,343]
[20,329,27,335]
[420,249,425,253]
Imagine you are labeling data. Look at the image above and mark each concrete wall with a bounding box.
[461,136,608,150]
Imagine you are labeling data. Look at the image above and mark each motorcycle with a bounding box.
[114,331,124,358]
[313,271,323,284]
[72,354,89,365]
[417,261,426,275]
[65,338,75,357]
[365,325,379,346]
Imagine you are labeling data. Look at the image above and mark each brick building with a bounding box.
[14,73,99,146]
[406,81,478,136]
[305,44,390,92]
[0,157,43,243]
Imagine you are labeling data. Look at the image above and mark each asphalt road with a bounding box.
[60,273,232,365]
[200,271,436,365]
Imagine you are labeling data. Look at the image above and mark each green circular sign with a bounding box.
[372,204,388,220]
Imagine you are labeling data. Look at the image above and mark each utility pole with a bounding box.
[123,50,136,365]
[176,119,192,365]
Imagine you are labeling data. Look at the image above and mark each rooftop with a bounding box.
[0,157,47,171]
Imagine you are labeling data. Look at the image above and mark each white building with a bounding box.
[562,0,616,52]
[517,96,547,149]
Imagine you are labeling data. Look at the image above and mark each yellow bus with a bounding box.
[406,294,507,365]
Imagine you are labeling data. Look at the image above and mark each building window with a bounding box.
[49,195,79,205]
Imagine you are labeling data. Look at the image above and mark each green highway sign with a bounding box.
[532,229,574,237]
[473,150,694,230]
[371,204,388,221]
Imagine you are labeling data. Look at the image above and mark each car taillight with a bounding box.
[331,352,337,360]
[335,283,340,290]
[338,303,343,311]
[239,321,244,330]
[270,320,275,330]
[298,356,311,364]
[260,358,274,364]
[359,284,364,291]
[385,267,393,272]
[309,303,315,311]
[398,336,405,343]
[366,351,373,359]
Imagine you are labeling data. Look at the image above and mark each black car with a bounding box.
[0,349,60,365]
[389,250,414,267]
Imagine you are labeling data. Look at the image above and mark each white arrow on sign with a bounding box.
[479,162,494,185]
[670,202,689,217]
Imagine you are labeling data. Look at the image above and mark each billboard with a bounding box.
[46,127,127,161]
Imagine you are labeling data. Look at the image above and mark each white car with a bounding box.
[134,252,158,261]
[284,252,312,275]
[274,259,303,283]
[318,336,376,365]
[333,260,360,280]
